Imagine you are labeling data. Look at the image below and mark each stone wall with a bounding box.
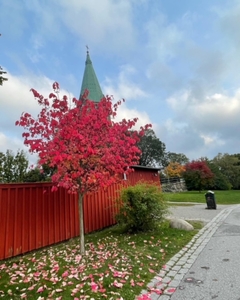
[161,178,187,193]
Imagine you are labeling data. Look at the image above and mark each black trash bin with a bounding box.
[205,190,217,209]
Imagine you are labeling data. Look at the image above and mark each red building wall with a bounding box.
[0,168,160,260]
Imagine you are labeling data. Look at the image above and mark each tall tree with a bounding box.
[164,162,186,178]
[213,153,240,189]
[0,150,28,183]
[0,66,8,86]
[16,82,151,254]
[0,34,8,86]
[183,160,214,191]
[23,164,54,182]
[206,159,231,190]
[164,152,189,166]
[137,128,166,167]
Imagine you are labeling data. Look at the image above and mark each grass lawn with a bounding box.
[0,221,202,300]
[164,190,240,205]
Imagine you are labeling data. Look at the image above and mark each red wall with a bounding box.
[0,168,160,260]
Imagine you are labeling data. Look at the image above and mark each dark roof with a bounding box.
[79,51,104,103]
[130,165,161,171]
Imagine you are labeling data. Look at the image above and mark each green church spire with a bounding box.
[79,50,104,103]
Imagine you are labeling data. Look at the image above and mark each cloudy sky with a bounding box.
[1,0,240,164]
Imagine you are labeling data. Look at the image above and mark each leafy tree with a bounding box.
[0,66,7,86]
[16,82,151,254]
[164,152,189,166]
[164,162,185,178]
[23,164,54,182]
[0,34,8,86]
[0,150,28,183]
[205,160,231,190]
[116,183,168,232]
[183,160,214,191]
[137,129,166,167]
[212,153,240,189]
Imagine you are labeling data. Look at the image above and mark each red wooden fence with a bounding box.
[0,167,160,260]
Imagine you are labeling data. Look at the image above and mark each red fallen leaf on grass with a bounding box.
[137,282,144,286]
[12,263,18,269]
[90,281,98,292]
[28,284,36,291]
[148,268,155,273]
[23,277,31,283]
[0,264,7,270]
[62,270,69,278]
[52,264,59,272]
[113,280,123,288]
[20,293,27,299]
[37,286,44,293]
[130,279,135,286]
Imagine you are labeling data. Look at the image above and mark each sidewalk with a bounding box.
[138,204,240,300]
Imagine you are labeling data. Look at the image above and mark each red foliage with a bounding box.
[185,160,213,178]
[16,83,151,194]
[183,160,214,191]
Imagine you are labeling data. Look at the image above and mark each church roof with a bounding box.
[79,51,104,103]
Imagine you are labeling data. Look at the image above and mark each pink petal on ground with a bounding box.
[90,282,98,292]
[113,280,123,288]
[20,293,27,299]
[0,264,6,269]
[148,269,155,273]
[62,271,69,278]
[137,282,144,286]
[37,286,44,293]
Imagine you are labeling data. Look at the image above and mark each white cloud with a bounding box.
[113,102,152,130]
[103,64,148,101]
[145,14,183,62]
[0,72,75,164]
[51,0,137,53]
[160,87,240,159]
[167,89,240,136]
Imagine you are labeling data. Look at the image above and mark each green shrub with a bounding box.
[116,183,168,232]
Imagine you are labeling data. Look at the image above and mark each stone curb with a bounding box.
[137,206,235,300]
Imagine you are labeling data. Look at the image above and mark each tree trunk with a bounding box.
[78,192,85,254]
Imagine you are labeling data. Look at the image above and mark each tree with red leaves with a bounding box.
[183,160,214,191]
[16,82,151,254]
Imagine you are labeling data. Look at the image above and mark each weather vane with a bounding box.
[86,45,89,53]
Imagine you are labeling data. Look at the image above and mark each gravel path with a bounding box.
[168,203,233,224]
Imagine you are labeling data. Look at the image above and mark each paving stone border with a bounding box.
[137,206,234,300]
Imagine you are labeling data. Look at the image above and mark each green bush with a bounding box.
[116,183,168,232]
